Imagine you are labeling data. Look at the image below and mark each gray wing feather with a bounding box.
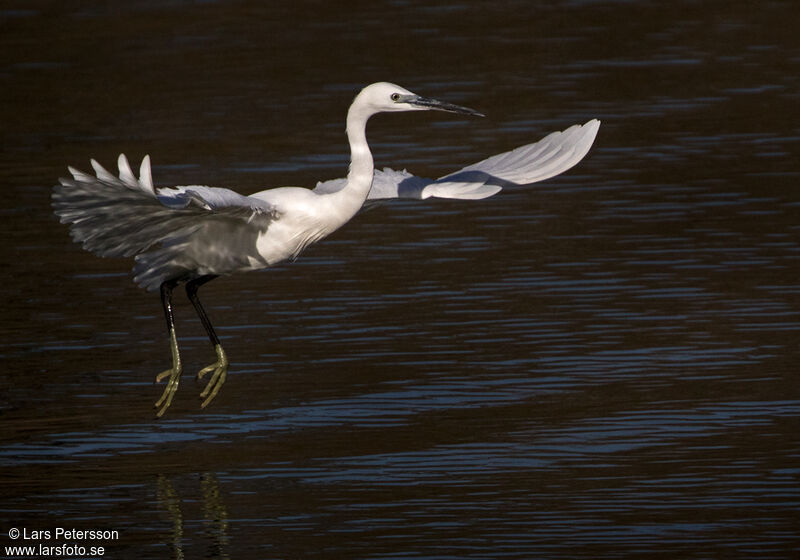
[53,154,277,290]
[157,185,276,221]
[54,155,173,258]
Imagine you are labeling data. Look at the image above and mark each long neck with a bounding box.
[329,104,374,220]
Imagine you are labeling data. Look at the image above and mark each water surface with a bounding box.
[2,2,799,558]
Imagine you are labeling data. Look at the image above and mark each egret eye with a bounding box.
[390,93,401,102]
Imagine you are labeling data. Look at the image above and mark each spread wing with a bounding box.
[314,119,600,203]
[53,154,278,290]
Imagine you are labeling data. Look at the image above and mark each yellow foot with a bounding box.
[197,344,228,409]
[154,327,182,418]
[154,365,182,418]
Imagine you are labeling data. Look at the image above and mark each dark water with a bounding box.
[2,2,800,558]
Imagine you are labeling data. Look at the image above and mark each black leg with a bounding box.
[160,279,180,335]
[185,275,220,345]
[155,279,183,417]
[184,275,228,409]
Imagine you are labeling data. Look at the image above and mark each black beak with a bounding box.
[405,95,485,117]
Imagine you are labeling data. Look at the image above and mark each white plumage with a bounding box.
[315,119,600,201]
[52,82,600,417]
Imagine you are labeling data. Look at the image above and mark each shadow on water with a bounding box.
[2,1,800,558]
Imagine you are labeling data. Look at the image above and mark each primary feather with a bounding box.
[314,119,600,201]
[53,154,278,291]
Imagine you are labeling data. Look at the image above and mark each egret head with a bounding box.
[354,82,485,118]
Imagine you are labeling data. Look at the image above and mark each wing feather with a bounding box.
[139,155,155,195]
[426,119,600,197]
[53,154,278,290]
[314,119,600,205]
[314,168,433,200]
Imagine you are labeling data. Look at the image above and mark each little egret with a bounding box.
[53,82,600,417]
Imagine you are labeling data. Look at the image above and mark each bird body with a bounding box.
[53,82,600,416]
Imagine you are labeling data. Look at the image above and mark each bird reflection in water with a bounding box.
[156,473,230,560]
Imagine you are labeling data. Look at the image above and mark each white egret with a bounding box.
[53,82,600,417]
